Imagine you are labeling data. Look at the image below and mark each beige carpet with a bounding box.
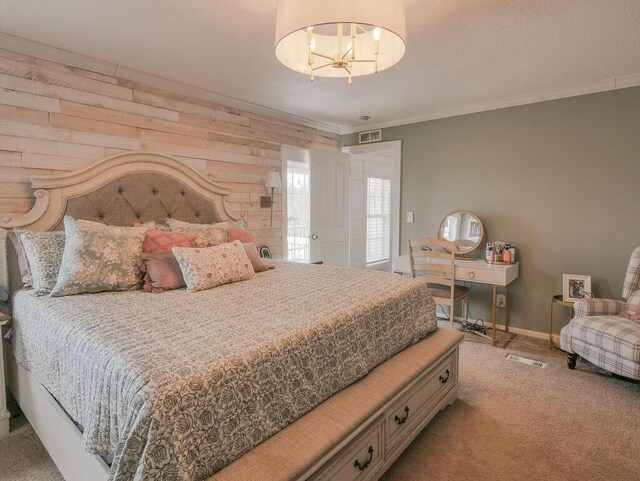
[1,329,638,481]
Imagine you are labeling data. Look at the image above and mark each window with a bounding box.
[366,176,391,265]
[286,160,310,261]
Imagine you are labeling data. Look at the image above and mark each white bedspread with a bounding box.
[11,261,436,481]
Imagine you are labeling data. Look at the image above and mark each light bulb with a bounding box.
[373,27,381,40]
[310,38,316,51]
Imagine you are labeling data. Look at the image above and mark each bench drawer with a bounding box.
[311,420,384,481]
[385,351,456,449]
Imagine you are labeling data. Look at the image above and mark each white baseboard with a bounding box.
[436,313,548,340]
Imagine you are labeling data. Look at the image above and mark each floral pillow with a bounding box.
[15,230,66,296]
[172,240,255,292]
[165,219,229,246]
[50,216,149,297]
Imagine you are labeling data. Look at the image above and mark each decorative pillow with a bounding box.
[172,240,255,292]
[243,242,274,273]
[229,218,248,229]
[624,290,640,323]
[8,231,32,287]
[227,227,258,244]
[134,221,169,230]
[15,230,66,296]
[140,251,187,293]
[50,216,149,297]
[165,219,229,246]
[138,229,196,292]
[141,229,196,254]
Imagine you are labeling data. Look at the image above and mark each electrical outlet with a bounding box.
[497,294,506,308]
[406,211,414,223]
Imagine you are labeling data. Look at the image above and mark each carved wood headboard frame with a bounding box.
[0,151,243,302]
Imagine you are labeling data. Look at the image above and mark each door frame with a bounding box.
[281,145,311,261]
[342,140,402,269]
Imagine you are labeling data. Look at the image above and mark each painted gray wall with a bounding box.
[342,87,640,334]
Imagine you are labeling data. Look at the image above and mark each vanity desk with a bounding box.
[393,255,519,346]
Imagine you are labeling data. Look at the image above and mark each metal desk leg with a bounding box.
[492,285,497,347]
[549,298,554,350]
[504,284,510,333]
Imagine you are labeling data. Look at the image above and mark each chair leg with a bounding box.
[449,306,454,330]
[567,353,578,370]
[462,299,468,322]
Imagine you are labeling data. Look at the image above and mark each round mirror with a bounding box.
[437,211,485,255]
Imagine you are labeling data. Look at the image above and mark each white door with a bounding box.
[309,150,351,266]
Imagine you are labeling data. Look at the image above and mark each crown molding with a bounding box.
[339,73,640,134]
[3,32,639,138]
[0,32,342,135]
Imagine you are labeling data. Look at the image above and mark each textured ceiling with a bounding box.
[0,0,639,132]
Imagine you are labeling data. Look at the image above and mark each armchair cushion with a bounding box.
[574,298,626,317]
[624,290,640,322]
[561,316,640,363]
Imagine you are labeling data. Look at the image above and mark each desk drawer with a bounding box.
[456,265,506,285]
[385,351,456,450]
[311,420,384,481]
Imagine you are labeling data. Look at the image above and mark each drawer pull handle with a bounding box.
[354,446,374,471]
[468,271,476,279]
[439,369,450,384]
[394,406,410,425]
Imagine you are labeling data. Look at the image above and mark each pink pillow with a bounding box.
[140,251,186,293]
[138,229,196,292]
[227,227,258,244]
[141,229,196,254]
[243,242,274,273]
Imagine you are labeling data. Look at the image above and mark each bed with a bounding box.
[0,152,463,481]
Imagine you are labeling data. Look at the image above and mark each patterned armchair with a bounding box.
[560,247,640,380]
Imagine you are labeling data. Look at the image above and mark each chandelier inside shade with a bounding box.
[275,0,406,84]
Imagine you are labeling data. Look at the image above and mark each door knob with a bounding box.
[311,234,318,240]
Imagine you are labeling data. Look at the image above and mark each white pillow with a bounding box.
[172,240,255,292]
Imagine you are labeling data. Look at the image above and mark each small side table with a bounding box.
[0,311,10,437]
[549,295,574,350]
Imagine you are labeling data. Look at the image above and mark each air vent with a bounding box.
[506,354,546,368]
[359,129,382,144]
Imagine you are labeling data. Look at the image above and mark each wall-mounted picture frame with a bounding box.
[563,274,592,302]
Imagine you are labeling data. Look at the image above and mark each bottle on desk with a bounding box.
[503,245,511,263]
[486,243,494,262]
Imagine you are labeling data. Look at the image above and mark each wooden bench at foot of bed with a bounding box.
[210,328,464,481]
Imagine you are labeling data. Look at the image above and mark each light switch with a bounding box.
[406,211,414,223]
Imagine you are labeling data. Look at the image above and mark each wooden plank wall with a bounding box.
[0,48,340,257]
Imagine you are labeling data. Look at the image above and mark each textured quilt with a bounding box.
[11,261,436,481]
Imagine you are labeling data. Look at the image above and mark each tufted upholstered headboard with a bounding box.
[0,151,244,299]
[52,172,226,229]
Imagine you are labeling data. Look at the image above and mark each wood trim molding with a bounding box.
[0,151,240,231]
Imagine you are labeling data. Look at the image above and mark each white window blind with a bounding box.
[366,176,391,264]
